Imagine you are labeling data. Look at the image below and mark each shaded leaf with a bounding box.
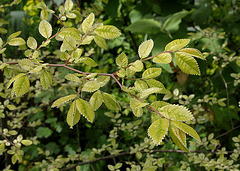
[94,35,107,49]
[40,71,52,90]
[75,57,98,67]
[138,39,154,59]
[76,98,95,123]
[165,39,190,51]
[51,94,76,108]
[102,92,121,111]
[146,79,166,89]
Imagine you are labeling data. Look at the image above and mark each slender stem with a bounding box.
[215,125,240,139]
[53,13,66,27]
[141,51,174,62]
[1,133,15,146]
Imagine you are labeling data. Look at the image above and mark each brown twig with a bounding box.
[1,133,15,146]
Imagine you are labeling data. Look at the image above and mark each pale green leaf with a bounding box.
[64,0,74,11]
[58,27,81,41]
[116,52,128,68]
[126,67,136,77]
[102,92,121,111]
[139,87,162,99]
[146,79,166,89]
[82,13,95,34]
[89,90,103,111]
[94,35,107,49]
[8,37,26,46]
[51,94,76,108]
[86,73,98,78]
[7,73,25,89]
[132,107,143,117]
[67,100,80,128]
[0,48,6,54]
[8,31,21,40]
[169,125,189,152]
[142,68,162,79]
[165,39,190,51]
[153,53,172,64]
[148,118,169,145]
[134,79,148,91]
[175,52,200,75]
[159,104,193,121]
[72,48,83,60]
[81,36,94,45]
[40,71,52,90]
[94,25,121,39]
[18,59,34,71]
[75,57,98,67]
[76,98,95,123]
[151,101,170,111]
[21,140,32,146]
[117,68,125,78]
[180,48,205,60]
[60,37,77,52]
[138,39,154,59]
[40,9,49,20]
[96,76,110,87]
[0,38,3,47]
[29,65,43,73]
[13,75,30,97]
[39,20,52,39]
[0,63,7,70]
[130,98,148,109]
[129,60,143,72]
[27,37,37,50]
[65,74,81,82]
[82,81,101,92]
[66,12,76,19]
[171,121,200,141]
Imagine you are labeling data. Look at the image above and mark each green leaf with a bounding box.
[132,107,143,117]
[82,13,95,34]
[102,92,121,111]
[89,90,103,111]
[96,76,110,87]
[129,60,143,72]
[180,48,205,60]
[40,9,49,20]
[8,31,21,40]
[130,98,148,109]
[66,100,81,128]
[148,118,169,145]
[139,87,162,99]
[51,94,76,108]
[72,48,83,61]
[18,59,34,71]
[40,71,52,90]
[169,125,189,152]
[75,57,98,67]
[66,12,76,19]
[13,75,30,97]
[146,79,166,89]
[81,36,94,45]
[39,20,52,39]
[7,73,25,89]
[159,104,193,121]
[76,98,95,123]
[0,48,6,54]
[8,37,26,46]
[64,0,74,11]
[175,52,200,75]
[117,68,125,78]
[60,37,77,52]
[94,25,121,39]
[36,127,53,138]
[151,101,170,111]
[82,81,101,92]
[21,140,32,146]
[134,79,148,91]
[94,35,107,49]
[65,74,81,82]
[29,65,43,73]
[165,39,190,51]
[27,37,37,50]
[142,68,162,79]
[153,53,172,64]
[116,52,128,68]
[58,27,82,41]
[171,121,200,141]
[138,39,154,59]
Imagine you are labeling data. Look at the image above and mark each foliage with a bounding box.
[0,0,239,170]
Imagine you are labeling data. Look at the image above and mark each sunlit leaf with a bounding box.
[51,94,76,108]
[40,71,52,90]
[27,37,37,50]
[89,90,103,111]
[39,20,52,39]
[116,52,128,68]
[13,75,30,97]
[102,92,121,111]
[130,98,149,109]
[132,107,143,117]
[139,87,163,99]
[138,39,154,59]
[153,53,172,64]
[142,68,162,79]
[76,98,95,123]
[165,39,190,51]
[94,35,107,49]
[64,0,74,11]
[67,100,80,128]
[7,73,25,89]
[82,81,101,92]
[129,60,143,72]
[82,13,95,34]
[134,79,148,91]
[94,25,121,39]
[8,37,26,46]
[180,48,205,60]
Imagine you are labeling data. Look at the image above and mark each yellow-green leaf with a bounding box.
[134,79,148,91]
[51,94,76,108]
[27,37,37,50]
[40,71,52,90]
[138,39,154,59]
[94,25,121,39]
[39,20,52,39]
[21,140,32,146]
[94,35,107,49]
[95,76,110,87]
[169,125,189,152]
[64,0,73,11]
[13,75,30,97]
[89,90,103,111]
[165,39,190,51]
[175,52,200,75]
[130,98,149,109]
[148,118,169,145]
[102,92,121,111]
[142,68,162,79]
[60,37,77,52]
[171,121,200,141]
[18,59,34,71]
[129,60,143,72]
[153,53,172,64]
[76,98,95,123]
[81,36,94,45]
[116,52,128,68]
[82,13,95,34]
[151,101,170,111]
[132,107,143,117]
[58,27,82,41]
[8,37,26,46]
[139,87,162,99]
[180,48,205,60]
[82,81,101,92]
[75,57,98,67]
[67,100,80,128]
[8,31,21,40]
[146,79,166,89]
[7,73,25,89]
[65,74,81,82]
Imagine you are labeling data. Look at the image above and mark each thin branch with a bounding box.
[141,50,174,62]
[215,125,240,139]
[1,133,15,146]
[53,13,66,27]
